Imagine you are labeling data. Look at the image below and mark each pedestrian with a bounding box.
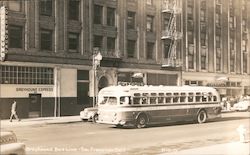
[9,100,20,122]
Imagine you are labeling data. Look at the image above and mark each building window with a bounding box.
[187,20,194,31]
[40,29,52,51]
[163,15,171,30]
[163,39,172,59]
[230,58,235,72]
[127,40,136,58]
[200,10,206,22]
[107,37,116,53]
[94,5,103,24]
[146,15,154,32]
[230,37,234,50]
[215,13,221,26]
[229,16,235,28]
[188,31,194,44]
[216,35,221,48]
[200,33,206,46]
[40,0,52,16]
[107,7,115,26]
[216,48,221,71]
[243,53,247,73]
[201,55,206,70]
[68,33,79,52]
[200,24,206,46]
[0,65,54,85]
[242,19,247,32]
[146,42,154,60]
[146,0,152,5]
[68,0,79,20]
[187,6,193,20]
[127,11,136,29]
[164,40,171,59]
[9,25,23,49]
[93,35,103,49]
[200,0,206,9]
[188,54,194,69]
[242,40,247,52]
[9,1,22,12]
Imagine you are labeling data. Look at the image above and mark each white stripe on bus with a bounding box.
[99,104,220,112]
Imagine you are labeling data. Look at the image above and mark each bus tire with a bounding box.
[197,110,207,124]
[116,124,123,128]
[136,114,147,128]
[92,114,98,123]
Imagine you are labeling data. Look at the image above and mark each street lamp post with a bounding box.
[92,49,102,107]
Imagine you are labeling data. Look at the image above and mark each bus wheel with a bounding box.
[136,115,147,128]
[197,110,207,124]
[116,124,123,128]
[92,114,98,123]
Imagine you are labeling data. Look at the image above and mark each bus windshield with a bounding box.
[99,96,117,105]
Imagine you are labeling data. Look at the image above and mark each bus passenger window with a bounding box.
[188,96,193,102]
[142,97,147,104]
[166,97,172,103]
[133,97,140,104]
[202,96,207,102]
[173,97,179,103]
[208,96,212,102]
[158,97,164,104]
[196,96,201,102]
[180,96,186,102]
[120,97,131,105]
[213,96,217,101]
[150,97,156,104]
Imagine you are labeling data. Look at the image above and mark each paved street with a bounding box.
[1,112,249,155]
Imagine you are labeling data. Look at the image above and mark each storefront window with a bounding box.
[0,65,54,85]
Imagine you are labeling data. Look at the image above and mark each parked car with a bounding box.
[232,99,250,112]
[0,131,26,155]
[80,107,98,123]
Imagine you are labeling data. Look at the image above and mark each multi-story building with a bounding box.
[0,0,249,119]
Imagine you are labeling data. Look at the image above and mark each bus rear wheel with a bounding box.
[136,115,147,128]
[197,110,207,123]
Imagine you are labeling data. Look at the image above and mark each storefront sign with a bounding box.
[16,87,53,92]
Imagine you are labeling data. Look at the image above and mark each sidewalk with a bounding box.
[161,141,250,155]
[0,115,82,128]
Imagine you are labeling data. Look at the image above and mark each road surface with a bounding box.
[3,112,250,155]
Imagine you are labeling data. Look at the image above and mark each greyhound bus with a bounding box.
[96,85,222,128]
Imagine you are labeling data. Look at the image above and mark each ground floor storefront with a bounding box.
[1,62,249,119]
[182,72,250,98]
[0,62,180,119]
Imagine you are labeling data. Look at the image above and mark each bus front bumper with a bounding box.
[97,119,127,126]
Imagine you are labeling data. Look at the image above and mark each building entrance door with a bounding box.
[29,94,41,118]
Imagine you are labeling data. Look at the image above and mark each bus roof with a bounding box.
[98,85,219,96]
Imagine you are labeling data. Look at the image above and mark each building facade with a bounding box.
[0,0,249,119]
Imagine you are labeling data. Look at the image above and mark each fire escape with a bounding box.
[161,0,182,67]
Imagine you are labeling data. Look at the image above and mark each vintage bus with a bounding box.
[96,85,222,128]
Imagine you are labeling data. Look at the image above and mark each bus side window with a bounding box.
[166,97,172,104]
[150,97,157,104]
[173,97,179,103]
[213,96,217,101]
[180,92,186,102]
[188,93,194,102]
[202,96,207,102]
[196,92,201,102]
[133,97,140,105]
[195,96,201,102]
[142,97,147,104]
[208,96,212,102]
[158,97,164,104]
